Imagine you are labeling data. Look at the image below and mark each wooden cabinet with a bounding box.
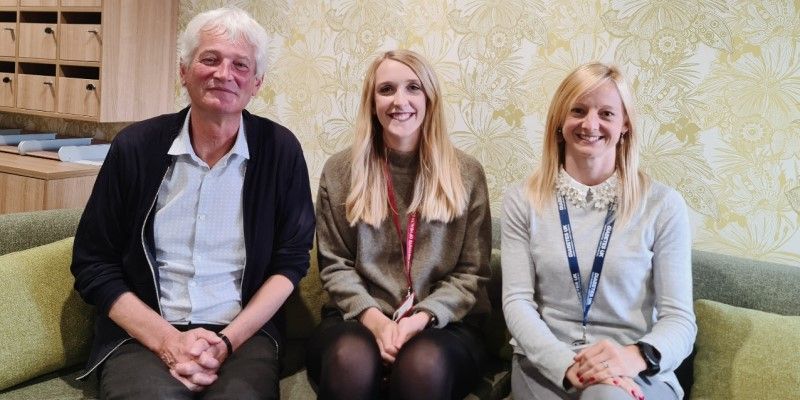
[0,152,99,214]
[18,22,57,59]
[0,0,178,122]
[59,21,100,61]
[0,21,15,56]
[20,0,58,7]
[57,75,98,116]
[61,0,101,6]
[17,70,55,111]
[0,67,13,107]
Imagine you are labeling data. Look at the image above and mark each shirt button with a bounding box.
[198,214,206,221]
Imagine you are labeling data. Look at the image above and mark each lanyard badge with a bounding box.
[557,195,616,346]
[384,159,418,322]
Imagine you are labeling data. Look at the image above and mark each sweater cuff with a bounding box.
[539,348,578,390]
[413,300,454,328]
[340,295,382,321]
[96,284,131,316]
[636,334,674,371]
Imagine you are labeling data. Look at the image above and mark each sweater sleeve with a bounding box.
[501,184,576,388]
[71,135,134,315]
[638,188,696,372]
[316,161,381,319]
[413,161,492,327]
[269,138,316,287]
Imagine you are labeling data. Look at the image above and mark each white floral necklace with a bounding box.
[556,168,619,210]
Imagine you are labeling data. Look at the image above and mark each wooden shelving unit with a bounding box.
[0,0,177,122]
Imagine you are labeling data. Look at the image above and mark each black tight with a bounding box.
[306,316,486,400]
[308,320,382,399]
[389,331,457,399]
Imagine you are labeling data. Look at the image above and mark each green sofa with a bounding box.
[0,208,510,400]
[1,208,797,399]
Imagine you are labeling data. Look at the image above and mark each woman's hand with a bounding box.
[359,307,400,363]
[566,361,646,400]
[393,312,429,349]
[608,376,646,400]
[564,362,586,390]
[573,339,646,383]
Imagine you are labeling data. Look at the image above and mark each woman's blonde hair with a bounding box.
[525,62,648,225]
[346,49,467,227]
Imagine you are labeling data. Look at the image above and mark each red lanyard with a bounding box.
[383,159,417,295]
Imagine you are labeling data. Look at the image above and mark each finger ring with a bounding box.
[601,361,609,369]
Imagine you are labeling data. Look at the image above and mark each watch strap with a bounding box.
[636,341,661,376]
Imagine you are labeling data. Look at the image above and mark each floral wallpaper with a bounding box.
[3,0,799,266]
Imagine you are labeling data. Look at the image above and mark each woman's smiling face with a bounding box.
[561,80,629,169]
[373,59,427,152]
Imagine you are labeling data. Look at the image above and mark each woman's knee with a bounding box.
[326,330,380,368]
[580,383,630,400]
[395,336,447,376]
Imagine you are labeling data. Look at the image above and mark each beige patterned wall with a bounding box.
[5,0,799,266]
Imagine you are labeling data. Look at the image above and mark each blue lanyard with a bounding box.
[556,195,616,341]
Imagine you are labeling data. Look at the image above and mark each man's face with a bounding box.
[180,30,262,116]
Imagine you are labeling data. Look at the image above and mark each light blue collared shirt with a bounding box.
[153,110,249,325]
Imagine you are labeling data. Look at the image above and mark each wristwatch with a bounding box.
[415,309,437,328]
[635,341,661,376]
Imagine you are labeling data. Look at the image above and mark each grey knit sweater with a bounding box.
[316,148,492,327]
[501,177,696,398]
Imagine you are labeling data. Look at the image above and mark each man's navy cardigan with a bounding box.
[71,107,315,377]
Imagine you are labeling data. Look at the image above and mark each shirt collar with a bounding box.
[168,109,250,162]
[556,167,619,210]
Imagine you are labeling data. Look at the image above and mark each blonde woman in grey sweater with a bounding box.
[306,49,492,400]
[502,63,696,400]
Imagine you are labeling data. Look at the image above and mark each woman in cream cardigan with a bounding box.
[502,62,696,400]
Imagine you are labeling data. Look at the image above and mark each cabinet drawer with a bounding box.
[0,22,15,57]
[0,172,45,213]
[17,72,55,111]
[59,24,100,62]
[57,76,98,116]
[0,1,17,7]
[61,0,100,6]
[20,0,58,6]
[19,23,57,59]
[0,72,14,107]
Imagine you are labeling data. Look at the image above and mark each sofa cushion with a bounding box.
[0,368,96,399]
[0,238,94,391]
[692,250,800,316]
[284,242,326,340]
[692,299,800,400]
[0,208,82,256]
[481,249,512,361]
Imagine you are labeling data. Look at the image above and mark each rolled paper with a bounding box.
[0,133,57,145]
[58,144,110,163]
[18,138,92,155]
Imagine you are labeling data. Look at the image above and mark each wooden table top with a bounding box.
[0,151,100,180]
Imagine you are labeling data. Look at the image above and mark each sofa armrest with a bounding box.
[0,237,94,391]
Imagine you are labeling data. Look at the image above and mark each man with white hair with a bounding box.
[71,7,314,399]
